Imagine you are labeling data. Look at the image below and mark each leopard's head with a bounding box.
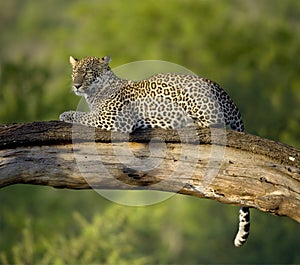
[69,55,111,96]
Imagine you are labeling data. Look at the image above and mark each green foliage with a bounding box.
[0,192,299,264]
[1,209,152,265]
[0,0,299,264]
[0,60,48,123]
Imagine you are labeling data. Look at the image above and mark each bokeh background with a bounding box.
[0,0,299,264]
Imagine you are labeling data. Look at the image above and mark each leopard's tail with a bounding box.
[234,207,250,247]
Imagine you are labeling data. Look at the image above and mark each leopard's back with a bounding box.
[118,73,244,132]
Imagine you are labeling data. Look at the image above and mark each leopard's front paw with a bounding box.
[59,111,76,123]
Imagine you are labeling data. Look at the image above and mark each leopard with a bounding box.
[60,55,250,247]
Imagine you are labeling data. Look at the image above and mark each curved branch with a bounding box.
[0,121,299,222]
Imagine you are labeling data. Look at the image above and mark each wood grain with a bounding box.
[0,121,299,222]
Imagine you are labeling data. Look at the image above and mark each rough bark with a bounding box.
[0,121,299,222]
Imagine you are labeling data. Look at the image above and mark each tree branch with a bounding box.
[0,121,299,222]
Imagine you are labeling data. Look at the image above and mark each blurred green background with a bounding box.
[0,0,299,264]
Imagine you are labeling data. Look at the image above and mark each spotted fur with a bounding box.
[60,55,250,246]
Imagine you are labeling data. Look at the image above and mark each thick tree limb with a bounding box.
[0,121,299,222]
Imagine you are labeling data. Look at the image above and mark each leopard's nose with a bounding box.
[73,84,82,90]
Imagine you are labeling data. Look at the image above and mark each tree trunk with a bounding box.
[0,121,299,222]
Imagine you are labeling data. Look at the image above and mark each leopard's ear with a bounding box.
[103,55,111,65]
[69,56,78,67]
